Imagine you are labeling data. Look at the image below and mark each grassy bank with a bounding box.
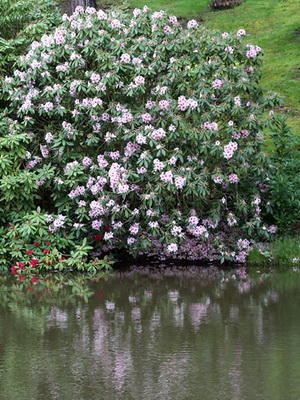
[248,237,300,268]
[204,0,300,137]
[123,0,300,137]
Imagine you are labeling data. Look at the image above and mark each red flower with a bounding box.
[28,286,34,292]
[30,258,39,267]
[43,249,50,254]
[11,266,18,275]
[34,242,40,246]
[94,234,103,242]
[26,249,34,255]
[17,262,25,269]
[31,275,39,284]
[45,241,51,245]
[18,275,25,282]
[45,288,50,293]
[104,226,111,232]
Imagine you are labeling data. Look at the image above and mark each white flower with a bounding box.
[167,243,178,253]
[104,232,114,240]
[187,20,198,29]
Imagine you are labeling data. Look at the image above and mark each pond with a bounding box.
[0,266,300,400]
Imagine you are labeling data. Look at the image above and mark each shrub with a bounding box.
[1,4,283,266]
[263,116,300,232]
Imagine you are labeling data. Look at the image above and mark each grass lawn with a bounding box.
[203,0,300,136]
[125,0,210,18]
[123,0,300,137]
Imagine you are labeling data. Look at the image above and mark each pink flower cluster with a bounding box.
[177,96,198,111]
[187,20,198,29]
[202,121,218,131]
[160,171,173,183]
[223,142,238,159]
[150,128,166,141]
[246,44,262,59]
[212,79,224,89]
[228,174,239,183]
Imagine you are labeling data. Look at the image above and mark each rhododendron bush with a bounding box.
[1,4,282,266]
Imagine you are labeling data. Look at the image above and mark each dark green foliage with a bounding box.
[264,116,300,232]
[0,0,61,75]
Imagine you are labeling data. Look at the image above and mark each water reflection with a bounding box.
[0,268,300,400]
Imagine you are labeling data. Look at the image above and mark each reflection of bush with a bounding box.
[0,272,107,309]
[1,269,299,400]
[0,266,281,336]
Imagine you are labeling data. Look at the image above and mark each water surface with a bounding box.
[0,267,300,400]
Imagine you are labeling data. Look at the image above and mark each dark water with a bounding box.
[1,267,300,400]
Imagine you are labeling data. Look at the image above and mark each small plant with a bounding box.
[0,209,114,272]
[247,245,272,266]
[247,237,300,268]
[268,237,300,267]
